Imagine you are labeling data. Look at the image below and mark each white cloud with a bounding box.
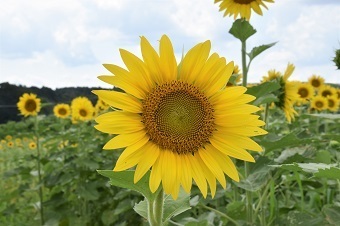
[0,0,339,88]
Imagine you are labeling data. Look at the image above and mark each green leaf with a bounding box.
[314,167,340,180]
[235,156,273,191]
[246,81,281,106]
[260,132,312,154]
[323,205,340,225]
[308,113,340,119]
[163,189,191,223]
[97,170,156,201]
[248,42,277,62]
[133,200,148,219]
[285,211,326,226]
[229,19,256,42]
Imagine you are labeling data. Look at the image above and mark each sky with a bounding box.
[0,0,339,89]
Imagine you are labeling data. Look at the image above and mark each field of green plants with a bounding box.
[1,91,339,226]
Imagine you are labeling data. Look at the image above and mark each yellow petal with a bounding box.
[209,86,247,105]
[101,64,146,99]
[120,49,153,90]
[210,134,255,162]
[150,156,162,193]
[205,144,239,182]
[140,36,163,85]
[179,155,192,194]
[134,142,160,183]
[159,35,177,81]
[103,130,147,150]
[188,154,208,198]
[114,145,145,171]
[179,41,211,84]
[198,148,226,188]
[204,61,234,97]
[195,154,217,198]
[194,53,221,87]
[92,90,142,113]
[216,125,268,137]
[95,111,141,124]
[161,150,178,196]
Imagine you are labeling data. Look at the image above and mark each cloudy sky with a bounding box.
[1,0,339,89]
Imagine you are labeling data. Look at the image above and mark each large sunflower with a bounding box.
[93,35,267,199]
[53,103,71,119]
[214,0,274,21]
[17,93,41,117]
[71,97,95,121]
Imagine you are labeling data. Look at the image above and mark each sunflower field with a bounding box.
[1,1,340,226]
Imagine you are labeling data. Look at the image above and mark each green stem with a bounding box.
[154,189,164,225]
[148,188,164,226]
[264,103,269,130]
[293,170,304,209]
[241,37,253,225]
[200,204,240,226]
[241,40,248,87]
[34,116,44,225]
[245,162,253,225]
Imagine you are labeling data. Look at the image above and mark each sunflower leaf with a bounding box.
[248,42,277,63]
[163,189,191,224]
[97,170,156,201]
[229,19,256,42]
[246,81,280,106]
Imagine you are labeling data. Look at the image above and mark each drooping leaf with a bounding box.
[229,19,256,42]
[248,42,277,62]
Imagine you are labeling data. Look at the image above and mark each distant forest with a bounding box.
[0,82,111,124]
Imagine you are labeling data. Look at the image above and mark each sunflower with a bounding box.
[318,85,336,98]
[7,141,14,148]
[71,97,95,121]
[5,135,12,140]
[17,93,41,117]
[214,0,274,21]
[261,69,281,83]
[262,64,298,123]
[54,103,71,118]
[327,96,339,112]
[93,35,267,199]
[308,75,325,90]
[29,142,37,150]
[310,96,327,111]
[296,82,314,103]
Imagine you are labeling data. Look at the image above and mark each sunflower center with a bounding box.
[316,101,324,108]
[58,108,67,115]
[25,99,37,112]
[234,0,255,4]
[79,109,87,117]
[321,90,332,97]
[311,79,320,87]
[142,81,214,154]
[298,88,308,98]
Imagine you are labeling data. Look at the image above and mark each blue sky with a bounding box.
[1,0,339,89]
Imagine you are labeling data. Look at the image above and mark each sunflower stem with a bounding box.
[241,40,248,87]
[264,103,270,130]
[34,116,44,225]
[148,188,164,226]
